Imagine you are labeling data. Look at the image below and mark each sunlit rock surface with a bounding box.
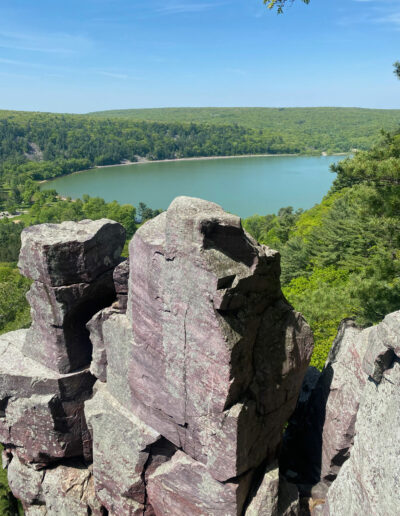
[1,197,315,515]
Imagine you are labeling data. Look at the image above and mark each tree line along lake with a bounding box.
[41,155,346,218]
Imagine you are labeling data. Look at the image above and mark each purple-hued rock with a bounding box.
[7,454,104,516]
[87,307,119,382]
[18,219,125,287]
[323,359,400,515]
[113,259,129,310]
[126,196,313,480]
[281,319,367,487]
[362,311,400,382]
[245,462,279,515]
[0,329,94,465]
[23,269,116,374]
[147,451,253,516]
[85,383,162,516]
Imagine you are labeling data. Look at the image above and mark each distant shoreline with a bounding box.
[40,152,349,184]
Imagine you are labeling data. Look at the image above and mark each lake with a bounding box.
[41,155,345,218]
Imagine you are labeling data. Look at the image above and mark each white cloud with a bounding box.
[95,70,128,79]
[0,30,92,55]
[156,2,222,14]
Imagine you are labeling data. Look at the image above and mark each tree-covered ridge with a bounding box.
[244,130,400,368]
[88,107,400,152]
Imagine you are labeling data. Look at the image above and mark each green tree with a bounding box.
[264,0,309,14]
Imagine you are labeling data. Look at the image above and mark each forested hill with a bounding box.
[89,107,400,152]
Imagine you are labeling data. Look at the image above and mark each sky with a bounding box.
[0,0,400,112]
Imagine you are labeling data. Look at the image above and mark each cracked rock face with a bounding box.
[281,319,367,488]
[18,218,126,286]
[322,314,400,515]
[1,198,316,515]
[18,218,125,374]
[0,329,94,466]
[125,196,313,482]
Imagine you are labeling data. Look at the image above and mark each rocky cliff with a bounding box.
[0,196,399,516]
[0,197,314,515]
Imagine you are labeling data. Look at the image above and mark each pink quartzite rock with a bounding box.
[320,311,400,516]
[18,218,125,286]
[126,197,313,481]
[113,258,129,311]
[323,355,400,515]
[24,270,116,374]
[245,462,279,515]
[362,311,400,382]
[85,383,170,516]
[87,307,119,382]
[147,450,253,516]
[281,320,367,488]
[0,329,94,465]
[7,454,105,515]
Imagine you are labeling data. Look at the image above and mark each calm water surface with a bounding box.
[42,155,345,218]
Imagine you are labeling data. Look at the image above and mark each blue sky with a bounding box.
[0,0,400,112]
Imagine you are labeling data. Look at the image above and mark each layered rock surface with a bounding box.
[282,312,400,515]
[1,197,315,515]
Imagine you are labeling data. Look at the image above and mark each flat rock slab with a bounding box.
[18,218,125,286]
[85,383,161,515]
[147,451,253,516]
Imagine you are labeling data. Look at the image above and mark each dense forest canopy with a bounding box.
[243,129,400,368]
[0,106,399,372]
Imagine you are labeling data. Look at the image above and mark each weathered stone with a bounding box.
[281,319,366,486]
[245,463,279,516]
[87,307,119,382]
[362,311,400,382]
[7,454,44,506]
[278,478,300,516]
[85,383,162,515]
[23,270,116,374]
[0,330,94,464]
[1,201,317,514]
[323,359,400,516]
[113,258,129,311]
[126,197,313,480]
[7,454,104,516]
[147,451,253,516]
[18,218,125,286]
[41,462,104,516]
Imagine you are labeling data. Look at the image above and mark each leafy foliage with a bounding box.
[264,0,309,14]
[244,137,400,369]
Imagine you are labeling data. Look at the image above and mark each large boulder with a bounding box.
[281,319,367,489]
[323,313,400,515]
[125,197,313,481]
[147,451,253,516]
[18,219,125,286]
[17,219,125,374]
[0,329,94,466]
[1,198,316,515]
[7,454,104,515]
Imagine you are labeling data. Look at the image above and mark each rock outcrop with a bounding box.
[321,312,400,515]
[0,197,314,515]
[282,312,400,515]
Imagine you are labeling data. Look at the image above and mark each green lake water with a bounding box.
[41,155,345,218]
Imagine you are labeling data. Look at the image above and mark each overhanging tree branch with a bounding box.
[264,0,310,14]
